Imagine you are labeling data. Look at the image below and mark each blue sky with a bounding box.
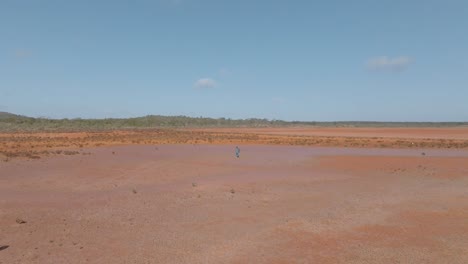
[1,0,467,121]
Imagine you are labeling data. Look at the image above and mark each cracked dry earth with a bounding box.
[1,145,468,263]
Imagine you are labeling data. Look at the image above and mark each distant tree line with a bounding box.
[0,112,467,132]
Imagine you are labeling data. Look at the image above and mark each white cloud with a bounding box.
[194,78,217,89]
[367,56,413,72]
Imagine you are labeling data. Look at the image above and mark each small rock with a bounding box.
[192,182,197,187]
[132,188,137,194]
[230,188,235,194]
[0,245,9,251]
[16,218,26,224]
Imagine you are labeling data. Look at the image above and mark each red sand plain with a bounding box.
[1,127,468,160]
[192,127,468,139]
[1,128,468,263]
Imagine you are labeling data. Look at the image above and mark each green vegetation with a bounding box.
[0,112,27,120]
[0,112,467,132]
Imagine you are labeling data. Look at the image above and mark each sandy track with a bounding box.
[1,145,468,263]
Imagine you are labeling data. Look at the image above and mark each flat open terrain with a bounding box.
[1,128,468,263]
[1,127,468,160]
[194,127,468,139]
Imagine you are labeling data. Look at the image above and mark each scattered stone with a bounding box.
[16,218,26,224]
[132,188,137,194]
[230,188,235,194]
[192,182,198,187]
[63,150,79,156]
[112,151,115,155]
[0,245,9,251]
[421,152,426,156]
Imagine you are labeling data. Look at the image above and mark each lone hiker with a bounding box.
[235,146,240,158]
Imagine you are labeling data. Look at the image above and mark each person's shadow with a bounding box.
[0,245,9,251]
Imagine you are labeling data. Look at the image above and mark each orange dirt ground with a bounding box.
[1,128,468,263]
[1,127,468,160]
[194,127,468,139]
